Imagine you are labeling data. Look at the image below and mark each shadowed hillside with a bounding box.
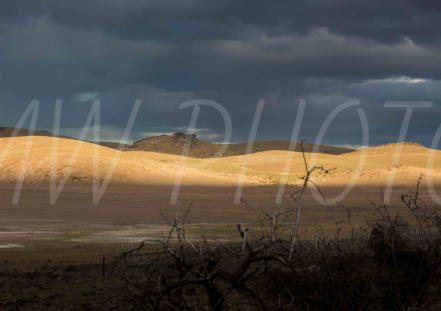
[0,126,56,138]
[227,140,352,156]
[129,132,353,157]
[130,133,222,157]
[0,127,353,157]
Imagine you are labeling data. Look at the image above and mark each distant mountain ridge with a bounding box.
[0,127,353,157]
[0,126,55,138]
[122,132,353,156]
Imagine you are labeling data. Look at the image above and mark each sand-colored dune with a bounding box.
[187,142,441,187]
[0,136,249,185]
[0,136,440,188]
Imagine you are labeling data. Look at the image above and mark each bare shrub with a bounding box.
[116,146,441,310]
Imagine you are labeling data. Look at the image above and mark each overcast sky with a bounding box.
[2,0,441,147]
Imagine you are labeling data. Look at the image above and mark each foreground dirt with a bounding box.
[0,245,130,310]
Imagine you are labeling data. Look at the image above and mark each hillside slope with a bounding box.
[130,133,222,157]
[0,137,439,188]
[0,136,242,185]
[129,133,353,157]
[0,127,56,138]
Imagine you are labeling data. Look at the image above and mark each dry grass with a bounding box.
[0,136,441,189]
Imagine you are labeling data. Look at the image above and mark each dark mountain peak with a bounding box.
[172,132,197,142]
[0,126,355,158]
[129,133,353,157]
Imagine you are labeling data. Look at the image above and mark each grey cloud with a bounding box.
[4,0,441,45]
[1,1,441,147]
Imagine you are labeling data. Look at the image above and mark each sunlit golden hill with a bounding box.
[0,136,440,188]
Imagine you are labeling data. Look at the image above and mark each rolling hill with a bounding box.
[0,136,439,188]
[0,136,239,185]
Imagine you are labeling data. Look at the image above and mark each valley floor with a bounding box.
[0,183,436,246]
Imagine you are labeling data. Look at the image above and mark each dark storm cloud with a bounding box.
[5,0,441,44]
[1,0,441,146]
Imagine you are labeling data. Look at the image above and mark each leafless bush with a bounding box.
[117,145,441,310]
